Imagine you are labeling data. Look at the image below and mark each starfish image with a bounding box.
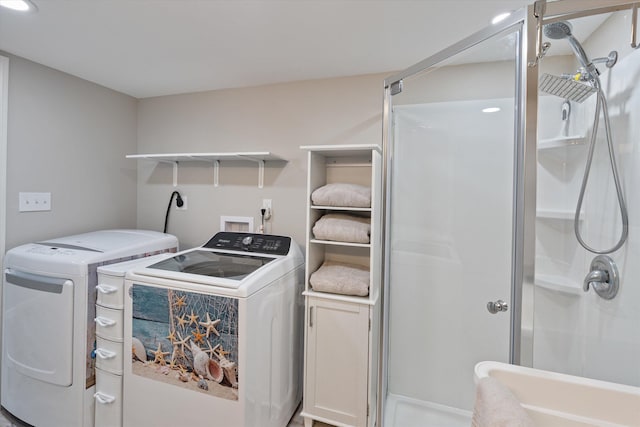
[191,326,206,344]
[187,310,199,326]
[173,295,187,309]
[204,341,220,357]
[199,313,221,337]
[152,343,170,365]
[175,313,188,329]
[167,354,181,370]
[166,330,177,342]
[174,331,191,353]
[215,345,230,359]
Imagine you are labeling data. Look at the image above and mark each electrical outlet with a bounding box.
[19,192,51,212]
[262,199,272,220]
[176,196,187,210]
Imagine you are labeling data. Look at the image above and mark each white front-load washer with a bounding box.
[122,232,304,427]
[1,229,178,427]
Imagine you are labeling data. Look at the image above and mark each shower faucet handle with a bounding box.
[487,299,508,314]
[583,255,619,300]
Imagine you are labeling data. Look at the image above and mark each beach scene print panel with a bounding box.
[131,284,239,400]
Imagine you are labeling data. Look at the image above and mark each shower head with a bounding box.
[539,73,596,103]
[544,21,573,39]
[544,21,594,73]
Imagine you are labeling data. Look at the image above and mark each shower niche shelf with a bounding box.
[300,144,381,427]
[536,209,583,220]
[535,275,582,295]
[538,135,586,150]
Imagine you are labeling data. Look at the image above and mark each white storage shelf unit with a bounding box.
[300,144,381,427]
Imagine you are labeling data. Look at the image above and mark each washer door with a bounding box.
[3,269,74,386]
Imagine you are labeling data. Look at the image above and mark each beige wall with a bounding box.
[3,53,138,249]
[136,73,387,249]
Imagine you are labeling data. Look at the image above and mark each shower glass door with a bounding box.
[381,15,528,427]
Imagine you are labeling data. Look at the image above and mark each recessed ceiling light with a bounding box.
[482,107,501,113]
[492,12,511,25]
[0,0,37,12]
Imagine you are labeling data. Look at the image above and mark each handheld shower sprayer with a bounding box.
[544,21,596,75]
[540,20,629,254]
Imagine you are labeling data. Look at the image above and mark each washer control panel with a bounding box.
[204,232,291,255]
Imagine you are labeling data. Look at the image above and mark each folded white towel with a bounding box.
[471,377,535,427]
[310,261,370,296]
[312,213,370,244]
[311,183,371,208]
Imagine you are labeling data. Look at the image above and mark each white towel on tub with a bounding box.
[472,377,535,427]
[311,183,371,208]
[312,213,370,244]
[309,261,369,296]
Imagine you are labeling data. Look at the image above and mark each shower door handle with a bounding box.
[487,299,508,314]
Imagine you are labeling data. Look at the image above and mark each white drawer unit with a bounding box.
[94,253,173,427]
[95,305,124,341]
[94,368,122,427]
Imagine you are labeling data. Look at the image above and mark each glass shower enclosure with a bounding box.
[380,1,640,426]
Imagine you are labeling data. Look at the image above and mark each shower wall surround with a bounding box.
[534,28,640,387]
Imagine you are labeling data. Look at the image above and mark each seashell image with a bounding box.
[197,378,208,391]
[190,342,223,383]
[132,337,147,362]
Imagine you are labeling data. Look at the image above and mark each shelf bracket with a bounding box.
[156,159,179,187]
[172,161,178,187]
[258,160,265,189]
[213,160,220,187]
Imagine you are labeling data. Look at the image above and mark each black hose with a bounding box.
[163,191,184,233]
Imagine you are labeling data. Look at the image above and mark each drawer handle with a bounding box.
[95,348,117,360]
[95,316,116,327]
[94,392,116,405]
[96,284,118,294]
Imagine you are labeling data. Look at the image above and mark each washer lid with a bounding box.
[146,249,274,281]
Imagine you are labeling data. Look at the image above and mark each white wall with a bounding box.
[3,53,139,250]
[135,73,386,249]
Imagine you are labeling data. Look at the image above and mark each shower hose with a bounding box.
[574,82,629,254]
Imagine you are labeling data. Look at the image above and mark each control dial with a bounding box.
[241,236,253,246]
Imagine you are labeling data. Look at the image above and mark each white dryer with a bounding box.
[1,229,178,427]
[123,232,304,427]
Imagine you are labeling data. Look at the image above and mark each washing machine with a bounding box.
[1,229,178,427]
[122,231,304,427]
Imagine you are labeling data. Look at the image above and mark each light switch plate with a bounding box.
[19,192,51,212]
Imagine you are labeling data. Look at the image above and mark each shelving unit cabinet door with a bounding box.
[304,297,370,426]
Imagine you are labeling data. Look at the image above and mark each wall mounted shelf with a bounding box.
[126,152,286,188]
